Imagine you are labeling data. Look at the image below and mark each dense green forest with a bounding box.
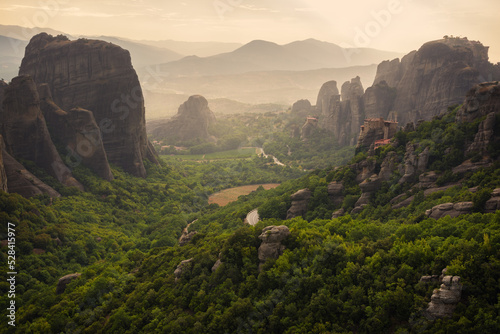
[1,107,500,333]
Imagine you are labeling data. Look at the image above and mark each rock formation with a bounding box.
[363,80,397,120]
[388,38,496,125]
[149,95,216,142]
[315,81,339,118]
[291,99,312,114]
[0,75,83,191]
[258,225,290,270]
[327,181,344,207]
[56,273,81,294]
[286,188,312,219]
[2,147,60,198]
[38,84,114,181]
[318,77,365,146]
[174,258,193,282]
[485,188,500,213]
[425,202,474,219]
[300,117,318,140]
[457,81,500,123]
[19,33,158,178]
[424,275,463,320]
[322,38,499,151]
[179,231,198,246]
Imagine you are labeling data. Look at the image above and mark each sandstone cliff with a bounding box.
[317,77,365,146]
[0,75,83,191]
[37,84,114,181]
[19,33,158,178]
[149,95,216,142]
[382,38,496,125]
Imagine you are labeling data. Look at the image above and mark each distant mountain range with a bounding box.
[146,39,402,77]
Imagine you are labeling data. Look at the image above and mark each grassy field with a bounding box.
[161,148,258,161]
[208,183,280,206]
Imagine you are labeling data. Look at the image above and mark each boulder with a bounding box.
[174,258,193,282]
[331,208,345,219]
[19,33,158,178]
[426,202,473,219]
[56,273,81,294]
[485,188,500,213]
[327,181,344,207]
[424,275,462,320]
[258,225,290,270]
[452,159,491,175]
[286,189,311,219]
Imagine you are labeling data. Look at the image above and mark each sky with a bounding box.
[0,0,499,61]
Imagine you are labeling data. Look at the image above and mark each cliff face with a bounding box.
[149,95,216,142]
[317,77,364,146]
[385,38,495,125]
[38,84,114,181]
[317,38,498,149]
[19,33,158,178]
[0,75,83,191]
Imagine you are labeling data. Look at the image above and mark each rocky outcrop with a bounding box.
[19,33,158,178]
[174,258,193,282]
[291,99,312,114]
[286,189,311,219]
[0,75,83,191]
[179,231,198,246]
[315,81,339,118]
[452,159,491,175]
[327,181,344,207]
[149,95,216,142]
[485,188,500,213]
[38,84,113,181]
[466,112,496,156]
[424,275,463,320]
[363,80,397,120]
[331,208,345,219]
[353,174,381,211]
[56,273,81,294]
[258,225,290,270]
[426,202,474,219]
[418,171,439,188]
[379,151,398,182]
[399,143,418,184]
[390,38,495,125]
[300,117,318,140]
[372,53,416,88]
[2,148,60,198]
[457,82,500,123]
[319,77,365,146]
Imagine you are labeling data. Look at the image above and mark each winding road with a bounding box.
[245,209,260,226]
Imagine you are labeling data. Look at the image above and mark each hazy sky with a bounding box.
[1,0,499,61]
